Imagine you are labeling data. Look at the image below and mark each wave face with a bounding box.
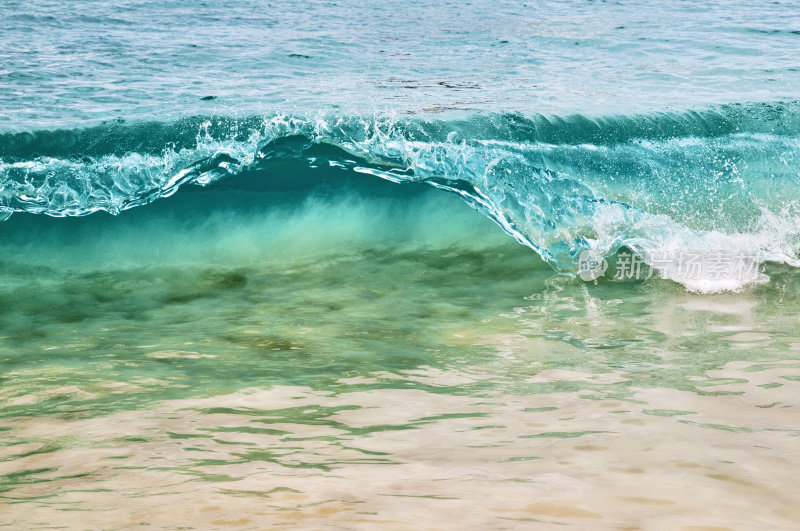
[3,102,800,292]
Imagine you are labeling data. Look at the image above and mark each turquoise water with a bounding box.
[3,1,800,528]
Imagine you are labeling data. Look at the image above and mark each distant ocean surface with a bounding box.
[2,1,800,528]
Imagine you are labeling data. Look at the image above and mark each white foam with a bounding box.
[586,204,800,293]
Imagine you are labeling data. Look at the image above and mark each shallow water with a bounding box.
[2,175,800,528]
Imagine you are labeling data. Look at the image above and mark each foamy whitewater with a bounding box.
[3,1,800,528]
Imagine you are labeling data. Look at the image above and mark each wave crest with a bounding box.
[3,102,800,291]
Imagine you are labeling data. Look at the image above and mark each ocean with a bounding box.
[2,0,800,528]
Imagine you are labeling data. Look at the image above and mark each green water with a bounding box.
[2,177,800,528]
[0,185,536,417]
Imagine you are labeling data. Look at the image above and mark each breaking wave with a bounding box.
[3,101,800,292]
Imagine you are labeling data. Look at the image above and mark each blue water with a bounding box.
[3,3,800,526]
[4,0,800,125]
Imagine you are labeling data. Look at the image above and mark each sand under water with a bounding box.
[2,168,800,528]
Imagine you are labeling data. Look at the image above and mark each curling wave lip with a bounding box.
[2,102,800,292]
